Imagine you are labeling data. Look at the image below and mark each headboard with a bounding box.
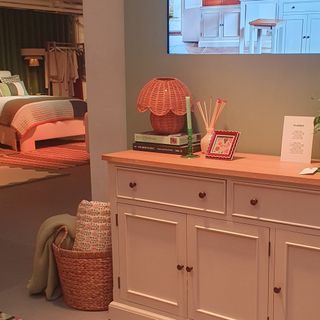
[0,71,12,77]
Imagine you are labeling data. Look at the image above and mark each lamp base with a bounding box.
[150,112,185,135]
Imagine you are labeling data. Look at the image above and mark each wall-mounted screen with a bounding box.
[168,0,320,54]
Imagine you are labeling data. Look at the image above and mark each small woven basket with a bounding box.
[52,226,113,311]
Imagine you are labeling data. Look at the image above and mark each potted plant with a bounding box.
[314,115,320,133]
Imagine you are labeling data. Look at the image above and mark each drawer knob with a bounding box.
[129,182,136,189]
[274,287,281,294]
[177,264,184,270]
[199,192,207,199]
[186,266,193,272]
[291,5,295,9]
[250,198,258,206]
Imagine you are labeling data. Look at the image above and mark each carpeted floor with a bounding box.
[0,164,110,320]
[0,141,89,170]
[0,166,66,189]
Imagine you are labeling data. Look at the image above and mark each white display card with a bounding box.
[280,116,314,163]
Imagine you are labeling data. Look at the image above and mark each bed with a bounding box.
[0,70,87,152]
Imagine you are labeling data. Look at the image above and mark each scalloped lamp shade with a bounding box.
[137,77,191,134]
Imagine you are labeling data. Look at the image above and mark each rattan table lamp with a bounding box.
[137,77,191,134]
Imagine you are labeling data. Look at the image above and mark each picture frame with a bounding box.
[206,130,240,160]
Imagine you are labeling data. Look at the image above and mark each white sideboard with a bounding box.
[103,151,320,320]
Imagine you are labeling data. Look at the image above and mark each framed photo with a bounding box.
[206,130,240,160]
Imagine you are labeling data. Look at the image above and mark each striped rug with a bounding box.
[0,148,18,156]
[0,142,89,170]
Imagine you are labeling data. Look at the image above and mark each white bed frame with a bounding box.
[0,120,85,152]
[0,70,86,152]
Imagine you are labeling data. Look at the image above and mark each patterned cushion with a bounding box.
[73,200,112,252]
[0,74,20,83]
[0,83,11,96]
[7,81,28,96]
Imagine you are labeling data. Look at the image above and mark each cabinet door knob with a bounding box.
[250,198,258,206]
[199,192,206,199]
[303,36,306,39]
[186,266,193,272]
[177,264,184,270]
[129,182,136,188]
[307,36,310,39]
[274,287,281,294]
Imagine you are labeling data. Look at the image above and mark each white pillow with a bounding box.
[0,74,21,83]
[0,70,11,77]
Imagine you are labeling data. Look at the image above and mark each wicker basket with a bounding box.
[52,226,113,311]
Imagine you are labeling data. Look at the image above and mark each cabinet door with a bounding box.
[202,11,220,38]
[274,230,320,320]
[222,8,240,38]
[306,14,320,53]
[187,216,270,320]
[117,204,187,317]
[283,14,307,53]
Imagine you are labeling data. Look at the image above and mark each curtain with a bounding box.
[0,8,76,94]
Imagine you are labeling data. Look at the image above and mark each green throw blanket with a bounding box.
[27,213,76,300]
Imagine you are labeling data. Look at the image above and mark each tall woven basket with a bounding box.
[52,226,113,311]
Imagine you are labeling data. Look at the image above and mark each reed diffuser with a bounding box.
[196,97,227,154]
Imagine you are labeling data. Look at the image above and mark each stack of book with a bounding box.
[133,131,202,155]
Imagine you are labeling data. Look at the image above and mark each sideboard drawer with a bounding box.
[283,1,320,12]
[231,181,320,229]
[116,167,226,215]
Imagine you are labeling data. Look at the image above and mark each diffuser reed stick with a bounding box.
[197,97,227,132]
[196,101,209,129]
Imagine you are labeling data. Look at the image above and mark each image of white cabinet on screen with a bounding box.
[239,0,278,53]
[198,5,240,47]
[279,0,320,53]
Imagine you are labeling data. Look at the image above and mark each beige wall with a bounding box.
[125,0,320,158]
[83,0,127,201]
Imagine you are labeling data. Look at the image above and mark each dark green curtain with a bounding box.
[0,8,75,94]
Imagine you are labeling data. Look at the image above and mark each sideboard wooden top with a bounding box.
[102,150,320,188]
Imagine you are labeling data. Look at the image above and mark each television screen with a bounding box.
[167,0,320,54]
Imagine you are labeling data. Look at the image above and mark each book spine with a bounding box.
[134,133,201,145]
[133,143,201,155]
